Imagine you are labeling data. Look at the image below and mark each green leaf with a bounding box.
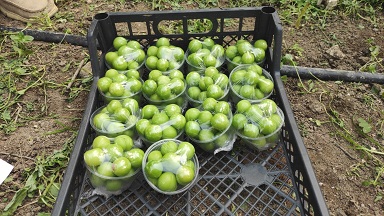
[358,118,371,133]
[363,127,372,133]
[14,67,27,75]
[375,193,383,202]
[280,75,288,82]
[2,110,11,121]
[362,180,373,186]
[3,188,28,215]
[16,89,26,95]
[62,63,71,72]
[281,53,294,65]
[9,34,19,41]
[369,46,379,57]
[25,171,38,189]
[49,183,60,198]
[309,82,315,91]
[22,35,34,43]
[81,76,93,83]
[12,46,23,57]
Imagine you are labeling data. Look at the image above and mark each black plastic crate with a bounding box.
[52,7,329,216]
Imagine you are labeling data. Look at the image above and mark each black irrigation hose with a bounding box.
[280,65,384,84]
[0,25,88,47]
[1,25,383,84]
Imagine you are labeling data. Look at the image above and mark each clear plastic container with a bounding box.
[145,45,185,73]
[86,163,140,196]
[229,64,274,105]
[185,49,225,71]
[143,87,187,107]
[142,71,187,107]
[142,139,199,195]
[98,77,143,104]
[84,134,144,196]
[140,131,185,149]
[136,104,186,148]
[225,40,266,72]
[105,58,145,77]
[90,99,140,138]
[189,122,236,154]
[105,47,146,76]
[184,98,235,154]
[185,69,230,107]
[185,91,229,108]
[232,99,285,151]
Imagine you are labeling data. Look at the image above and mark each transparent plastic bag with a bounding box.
[145,38,185,73]
[185,67,229,107]
[184,98,236,154]
[97,68,143,103]
[142,69,187,107]
[136,104,186,147]
[84,134,144,196]
[232,99,285,151]
[105,37,146,72]
[90,98,140,138]
[186,38,225,70]
[229,64,274,104]
[142,139,199,195]
[225,39,267,71]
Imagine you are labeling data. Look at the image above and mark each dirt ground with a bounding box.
[0,1,383,215]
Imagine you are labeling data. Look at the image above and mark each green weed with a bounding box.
[2,133,76,216]
[273,0,328,26]
[326,96,384,197]
[281,53,295,66]
[157,18,217,35]
[151,0,186,10]
[0,31,90,134]
[360,38,383,73]
[289,43,304,57]
[339,0,382,23]
[9,32,34,57]
[0,31,36,134]
[358,118,372,133]
[280,53,322,94]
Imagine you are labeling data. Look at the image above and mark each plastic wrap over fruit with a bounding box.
[184,98,236,154]
[105,37,146,72]
[225,39,267,71]
[97,69,143,103]
[90,98,140,138]
[142,139,199,195]
[229,64,274,104]
[186,38,225,70]
[232,99,285,151]
[142,69,187,107]
[185,67,230,107]
[84,134,144,197]
[137,104,186,147]
[145,37,185,73]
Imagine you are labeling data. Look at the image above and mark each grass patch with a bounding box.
[325,90,384,200]
[2,133,77,216]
